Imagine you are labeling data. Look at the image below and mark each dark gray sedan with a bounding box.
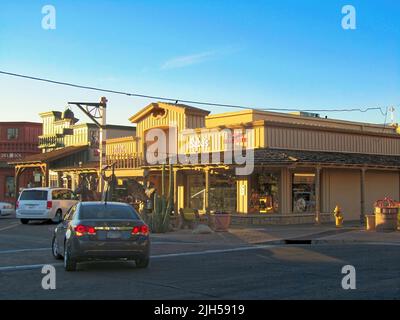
[52,202,150,271]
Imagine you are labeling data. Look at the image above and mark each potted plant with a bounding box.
[211,211,231,232]
[374,197,399,232]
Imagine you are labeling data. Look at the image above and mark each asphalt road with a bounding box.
[0,215,399,300]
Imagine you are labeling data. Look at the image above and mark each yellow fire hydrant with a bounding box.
[334,205,344,227]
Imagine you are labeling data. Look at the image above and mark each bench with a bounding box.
[178,208,201,229]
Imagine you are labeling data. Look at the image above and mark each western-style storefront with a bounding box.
[103,102,400,224]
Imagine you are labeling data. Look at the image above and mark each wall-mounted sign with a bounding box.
[34,173,41,183]
[0,153,22,160]
[189,136,209,152]
[90,130,100,149]
[224,132,247,145]
[240,184,246,196]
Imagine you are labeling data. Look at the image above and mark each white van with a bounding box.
[16,188,79,224]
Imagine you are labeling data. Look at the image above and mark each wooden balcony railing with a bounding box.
[106,153,145,169]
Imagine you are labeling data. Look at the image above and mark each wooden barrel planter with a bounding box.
[211,212,232,232]
[374,198,399,232]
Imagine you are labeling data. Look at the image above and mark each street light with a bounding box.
[68,97,108,197]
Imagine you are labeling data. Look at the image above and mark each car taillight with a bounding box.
[132,225,149,236]
[46,201,53,209]
[74,225,96,237]
[141,225,149,235]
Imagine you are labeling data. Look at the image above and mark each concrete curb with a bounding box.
[255,238,400,245]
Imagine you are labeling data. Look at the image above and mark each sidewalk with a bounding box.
[150,222,400,250]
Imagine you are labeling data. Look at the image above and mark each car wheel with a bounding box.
[20,219,29,225]
[64,243,77,272]
[51,236,63,260]
[52,210,62,224]
[135,257,150,269]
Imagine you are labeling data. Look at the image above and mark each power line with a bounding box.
[0,70,392,116]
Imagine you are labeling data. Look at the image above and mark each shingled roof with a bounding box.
[253,148,400,168]
[183,148,400,168]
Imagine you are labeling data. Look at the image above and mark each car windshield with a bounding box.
[79,204,140,220]
[20,190,48,201]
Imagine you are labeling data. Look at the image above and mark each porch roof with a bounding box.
[8,145,88,165]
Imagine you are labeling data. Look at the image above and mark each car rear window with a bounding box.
[79,204,140,220]
[19,190,48,201]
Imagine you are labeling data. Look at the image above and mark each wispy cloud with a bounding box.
[161,51,217,70]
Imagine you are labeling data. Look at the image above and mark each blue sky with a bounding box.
[0,0,399,125]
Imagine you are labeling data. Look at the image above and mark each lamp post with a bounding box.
[68,97,108,196]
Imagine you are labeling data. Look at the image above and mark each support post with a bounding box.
[315,166,322,225]
[204,168,210,212]
[360,167,367,225]
[41,164,49,188]
[173,168,178,212]
[99,98,107,195]
[14,167,23,204]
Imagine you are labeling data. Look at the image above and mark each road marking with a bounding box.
[0,223,19,232]
[0,244,277,272]
[0,263,63,272]
[0,247,50,255]
[151,244,277,259]
[1,241,400,273]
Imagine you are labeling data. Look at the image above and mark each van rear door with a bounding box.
[18,190,49,212]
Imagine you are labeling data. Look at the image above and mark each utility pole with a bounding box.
[68,97,108,197]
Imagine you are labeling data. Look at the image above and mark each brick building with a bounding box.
[0,122,42,203]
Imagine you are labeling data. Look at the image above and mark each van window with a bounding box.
[52,189,72,200]
[20,190,48,201]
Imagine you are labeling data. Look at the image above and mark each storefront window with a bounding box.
[5,177,15,198]
[292,173,316,213]
[209,172,236,213]
[188,175,205,211]
[249,172,280,214]
[49,173,59,188]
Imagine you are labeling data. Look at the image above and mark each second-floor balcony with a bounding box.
[38,135,65,149]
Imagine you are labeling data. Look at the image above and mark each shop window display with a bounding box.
[249,172,280,214]
[292,173,316,213]
[209,172,236,213]
[188,172,237,213]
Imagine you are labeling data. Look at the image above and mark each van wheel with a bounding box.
[135,257,150,269]
[64,243,77,272]
[20,219,29,225]
[52,210,62,224]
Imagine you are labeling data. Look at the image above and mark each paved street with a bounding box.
[0,215,399,300]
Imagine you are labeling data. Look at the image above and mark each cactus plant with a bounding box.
[149,164,174,233]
